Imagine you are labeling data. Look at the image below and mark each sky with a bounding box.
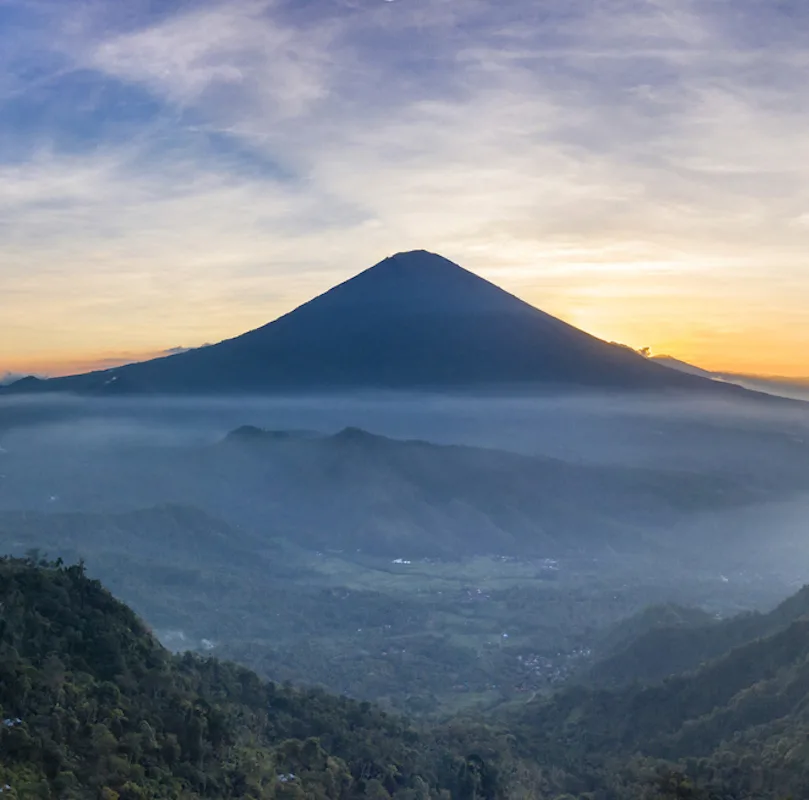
[1,0,808,380]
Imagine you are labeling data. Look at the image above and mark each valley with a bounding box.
[6,550,809,798]
[0,502,799,716]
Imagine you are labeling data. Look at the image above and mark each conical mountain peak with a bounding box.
[373,250,473,274]
[4,250,745,395]
[381,249,456,265]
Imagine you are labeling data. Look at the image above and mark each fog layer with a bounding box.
[1,390,807,709]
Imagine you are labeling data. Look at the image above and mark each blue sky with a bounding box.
[2,0,809,377]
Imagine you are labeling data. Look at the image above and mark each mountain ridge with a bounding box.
[0,424,767,558]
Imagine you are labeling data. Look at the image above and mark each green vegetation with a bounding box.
[0,556,514,799]
[587,586,809,688]
[511,611,809,799]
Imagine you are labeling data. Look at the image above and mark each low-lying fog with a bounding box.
[1,389,808,710]
[2,388,807,457]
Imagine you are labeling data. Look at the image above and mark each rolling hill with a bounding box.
[586,584,809,689]
[4,250,744,395]
[510,582,809,799]
[0,426,762,558]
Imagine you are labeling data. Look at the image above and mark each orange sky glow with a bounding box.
[4,257,807,381]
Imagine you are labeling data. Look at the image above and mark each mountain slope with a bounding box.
[651,356,809,401]
[649,355,721,380]
[5,251,743,395]
[208,426,758,555]
[0,560,734,800]
[586,585,809,688]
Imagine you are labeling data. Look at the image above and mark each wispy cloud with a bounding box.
[1,0,808,375]
[87,0,335,120]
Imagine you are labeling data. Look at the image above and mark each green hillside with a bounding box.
[514,615,809,799]
[588,586,809,688]
[0,556,509,799]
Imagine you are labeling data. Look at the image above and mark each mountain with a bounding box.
[0,555,743,800]
[509,582,809,799]
[715,373,809,402]
[651,355,809,401]
[209,425,762,556]
[4,250,745,395]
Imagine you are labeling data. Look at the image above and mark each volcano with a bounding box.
[5,250,741,395]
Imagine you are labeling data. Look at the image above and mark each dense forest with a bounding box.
[0,556,515,799]
[6,555,809,798]
[585,586,809,688]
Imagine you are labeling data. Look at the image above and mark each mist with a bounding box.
[1,388,808,711]
[2,386,806,456]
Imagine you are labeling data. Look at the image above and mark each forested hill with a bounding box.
[513,608,809,800]
[0,556,507,799]
[587,585,809,688]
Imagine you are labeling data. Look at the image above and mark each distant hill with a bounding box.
[586,585,809,688]
[4,250,748,395]
[650,355,809,401]
[0,426,762,558]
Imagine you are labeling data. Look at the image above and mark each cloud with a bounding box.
[72,0,809,252]
[1,0,809,374]
[86,0,336,121]
[162,344,212,356]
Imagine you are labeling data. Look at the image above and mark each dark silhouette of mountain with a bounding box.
[3,250,748,395]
